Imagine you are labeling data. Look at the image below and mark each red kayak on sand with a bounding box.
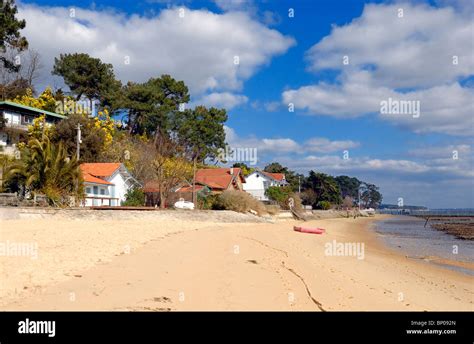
[293,226,325,234]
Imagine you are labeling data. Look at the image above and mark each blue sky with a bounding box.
[17,0,474,208]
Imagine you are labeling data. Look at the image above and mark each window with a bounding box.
[93,186,98,194]
[23,116,34,124]
[100,188,105,195]
[86,187,91,194]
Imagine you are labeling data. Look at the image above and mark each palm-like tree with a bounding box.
[6,136,83,206]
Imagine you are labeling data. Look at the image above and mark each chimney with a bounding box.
[230,167,234,175]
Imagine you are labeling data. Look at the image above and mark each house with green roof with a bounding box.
[0,101,66,155]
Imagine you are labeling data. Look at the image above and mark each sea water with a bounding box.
[372,216,474,276]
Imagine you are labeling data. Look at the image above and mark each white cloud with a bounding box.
[283,2,474,136]
[283,71,390,118]
[407,143,474,178]
[224,126,301,153]
[283,71,474,135]
[306,3,473,88]
[225,126,360,154]
[287,155,430,174]
[407,144,471,158]
[196,92,248,109]
[284,133,473,178]
[225,126,473,184]
[304,137,360,153]
[18,4,295,96]
[259,138,301,152]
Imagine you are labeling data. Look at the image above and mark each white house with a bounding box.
[80,163,140,206]
[243,170,288,201]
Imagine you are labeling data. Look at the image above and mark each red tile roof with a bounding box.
[177,185,205,192]
[80,163,121,185]
[195,168,244,190]
[262,171,285,181]
[80,163,121,177]
[82,173,113,185]
[147,168,245,193]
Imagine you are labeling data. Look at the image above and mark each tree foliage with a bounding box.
[1,49,42,99]
[112,75,190,141]
[316,200,331,210]
[265,185,290,203]
[52,113,108,163]
[122,187,145,206]
[175,105,227,162]
[300,188,317,207]
[303,171,342,208]
[52,53,120,105]
[102,134,155,184]
[5,136,83,206]
[360,182,383,208]
[232,163,254,177]
[24,114,54,141]
[152,155,193,208]
[334,175,362,201]
[0,0,28,72]
[265,185,301,210]
[1,77,29,100]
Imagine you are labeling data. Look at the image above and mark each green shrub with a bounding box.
[266,185,302,211]
[316,200,331,210]
[122,188,145,206]
[199,193,222,210]
[265,186,291,203]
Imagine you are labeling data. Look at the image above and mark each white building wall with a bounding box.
[243,172,272,201]
[83,183,115,206]
[81,166,135,207]
[109,172,129,205]
[3,111,21,126]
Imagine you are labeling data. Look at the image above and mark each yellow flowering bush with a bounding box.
[12,87,57,113]
[161,157,193,180]
[27,115,54,140]
[91,108,115,147]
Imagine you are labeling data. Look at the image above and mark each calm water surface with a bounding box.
[372,216,474,276]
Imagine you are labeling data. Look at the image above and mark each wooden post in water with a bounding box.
[424,216,430,228]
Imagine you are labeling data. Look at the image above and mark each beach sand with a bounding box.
[0,211,473,311]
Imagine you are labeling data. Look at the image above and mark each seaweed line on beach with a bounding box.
[281,261,326,311]
[430,222,474,240]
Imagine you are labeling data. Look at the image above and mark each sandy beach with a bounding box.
[0,209,473,311]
